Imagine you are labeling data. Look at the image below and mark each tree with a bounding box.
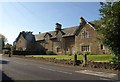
[4,43,12,49]
[0,34,7,47]
[99,2,120,70]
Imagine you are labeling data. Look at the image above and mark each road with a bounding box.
[1,55,118,81]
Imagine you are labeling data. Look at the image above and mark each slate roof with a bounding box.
[15,31,35,42]
[35,33,46,41]
[62,26,79,37]
[34,26,79,41]
[16,31,27,42]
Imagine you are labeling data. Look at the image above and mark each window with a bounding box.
[101,44,103,50]
[81,30,89,39]
[81,45,90,52]
[100,44,105,50]
[57,48,61,53]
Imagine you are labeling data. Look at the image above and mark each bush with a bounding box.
[111,56,120,70]
[46,51,56,55]
[4,50,9,54]
[12,50,46,55]
[3,49,10,54]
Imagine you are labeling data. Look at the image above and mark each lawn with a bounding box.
[26,54,115,62]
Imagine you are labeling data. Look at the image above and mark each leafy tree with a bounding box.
[0,34,7,42]
[0,34,7,47]
[12,44,16,51]
[4,43,12,49]
[99,2,120,70]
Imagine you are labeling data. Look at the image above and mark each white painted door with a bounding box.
[72,47,74,54]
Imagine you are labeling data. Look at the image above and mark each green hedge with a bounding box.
[13,50,46,55]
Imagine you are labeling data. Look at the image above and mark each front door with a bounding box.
[71,47,74,54]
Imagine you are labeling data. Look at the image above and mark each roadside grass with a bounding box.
[87,55,114,62]
[26,54,115,62]
[29,55,73,60]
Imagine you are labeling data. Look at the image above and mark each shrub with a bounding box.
[3,49,10,54]
[4,50,9,54]
[46,51,56,55]
[111,56,120,70]
[12,50,46,55]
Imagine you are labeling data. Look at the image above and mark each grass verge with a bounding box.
[26,54,115,62]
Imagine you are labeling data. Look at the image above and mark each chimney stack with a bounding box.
[55,23,62,31]
[80,17,86,25]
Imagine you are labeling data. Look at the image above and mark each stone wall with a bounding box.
[86,61,113,69]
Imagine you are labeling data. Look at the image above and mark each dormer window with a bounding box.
[81,30,89,39]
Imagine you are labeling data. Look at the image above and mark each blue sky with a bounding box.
[0,2,101,44]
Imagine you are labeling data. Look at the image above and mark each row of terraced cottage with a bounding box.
[14,17,110,55]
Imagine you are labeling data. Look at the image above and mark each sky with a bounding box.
[0,2,101,44]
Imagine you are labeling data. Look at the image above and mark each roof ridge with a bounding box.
[35,26,79,36]
[35,26,80,41]
[62,26,79,29]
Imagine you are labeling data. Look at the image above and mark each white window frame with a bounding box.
[81,45,90,52]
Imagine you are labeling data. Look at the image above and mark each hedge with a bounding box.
[12,50,46,55]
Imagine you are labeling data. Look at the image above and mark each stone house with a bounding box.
[15,17,110,54]
[34,17,109,54]
[15,31,35,51]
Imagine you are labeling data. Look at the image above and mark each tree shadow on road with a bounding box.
[0,60,9,64]
[0,59,13,82]
[0,70,13,82]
